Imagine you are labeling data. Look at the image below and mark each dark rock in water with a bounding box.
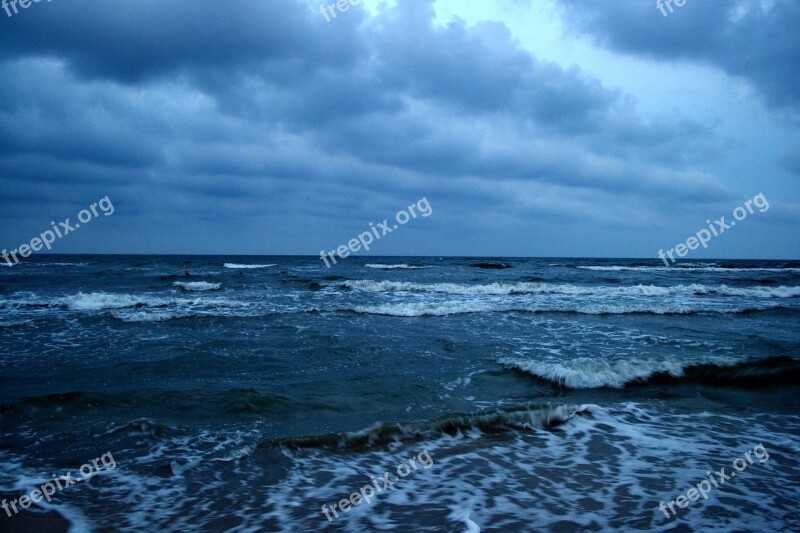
[755,278,780,285]
[280,277,324,291]
[471,262,512,270]
[95,269,126,276]
[437,339,458,353]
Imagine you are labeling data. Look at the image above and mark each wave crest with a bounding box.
[267,404,586,451]
[350,301,789,317]
[577,265,800,273]
[343,280,800,298]
[499,356,800,389]
[173,281,222,291]
[224,263,276,269]
[364,264,432,270]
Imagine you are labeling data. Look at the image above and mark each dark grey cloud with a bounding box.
[0,0,793,257]
[557,0,800,111]
[370,2,617,133]
[0,0,362,81]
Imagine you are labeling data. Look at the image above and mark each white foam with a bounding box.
[702,285,800,297]
[173,281,222,291]
[364,263,433,269]
[223,263,276,269]
[353,301,496,317]
[449,506,481,533]
[350,300,784,316]
[35,262,89,267]
[60,292,156,311]
[55,292,250,321]
[578,265,800,273]
[3,403,796,531]
[343,280,800,298]
[111,310,187,322]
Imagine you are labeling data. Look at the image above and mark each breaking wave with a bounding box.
[342,280,800,298]
[173,281,222,291]
[499,355,800,389]
[267,404,587,451]
[224,263,276,269]
[364,264,432,270]
[28,292,252,322]
[61,292,155,311]
[349,301,790,317]
[577,265,800,273]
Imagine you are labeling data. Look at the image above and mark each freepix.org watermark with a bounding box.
[658,193,768,266]
[2,452,116,518]
[2,196,114,266]
[321,449,433,522]
[2,0,53,18]
[658,443,769,520]
[656,0,688,17]
[320,197,432,268]
[319,0,365,22]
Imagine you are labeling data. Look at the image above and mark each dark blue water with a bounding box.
[1,256,799,531]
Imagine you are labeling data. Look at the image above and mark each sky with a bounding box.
[0,0,798,259]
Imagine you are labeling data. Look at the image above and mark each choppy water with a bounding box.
[1,255,799,532]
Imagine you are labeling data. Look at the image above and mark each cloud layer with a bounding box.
[0,0,797,257]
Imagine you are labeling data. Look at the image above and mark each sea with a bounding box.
[1,255,798,532]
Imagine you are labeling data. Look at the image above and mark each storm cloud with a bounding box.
[0,0,797,257]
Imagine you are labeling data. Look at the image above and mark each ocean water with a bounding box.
[0,255,799,532]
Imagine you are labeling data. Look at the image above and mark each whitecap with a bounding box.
[577,265,800,273]
[173,281,222,291]
[224,263,276,269]
[349,300,784,317]
[497,355,745,389]
[364,264,433,270]
[343,280,800,298]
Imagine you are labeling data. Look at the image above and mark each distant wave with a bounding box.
[0,389,293,418]
[470,262,512,269]
[364,264,432,270]
[48,292,249,322]
[352,301,495,317]
[111,297,249,322]
[1,262,89,268]
[56,292,242,311]
[499,355,800,390]
[224,263,276,269]
[7,283,796,322]
[343,280,800,298]
[348,301,791,317]
[1,291,293,323]
[34,262,89,267]
[61,292,154,311]
[111,310,191,322]
[577,265,800,273]
[173,281,222,291]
